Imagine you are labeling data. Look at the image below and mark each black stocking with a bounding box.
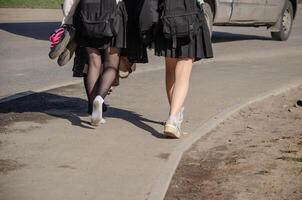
[83,75,93,114]
[98,47,120,99]
[86,47,103,108]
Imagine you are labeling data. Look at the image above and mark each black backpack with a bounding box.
[161,0,203,48]
[80,0,121,38]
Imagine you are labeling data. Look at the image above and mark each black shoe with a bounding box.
[103,103,108,112]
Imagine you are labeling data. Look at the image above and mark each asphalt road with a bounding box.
[0,9,301,100]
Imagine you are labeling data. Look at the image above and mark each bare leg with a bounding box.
[168,58,193,116]
[165,57,177,105]
[164,58,193,138]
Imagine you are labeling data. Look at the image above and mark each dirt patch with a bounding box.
[0,159,25,174]
[156,153,171,160]
[58,165,77,170]
[0,113,48,134]
[165,87,302,200]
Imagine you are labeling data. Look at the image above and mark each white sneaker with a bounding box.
[164,107,185,138]
[178,107,185,125]
[164,117,181,139]
[91,96,106,126]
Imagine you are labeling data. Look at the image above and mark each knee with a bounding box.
[88,54,101,69]
[104,66,118,73]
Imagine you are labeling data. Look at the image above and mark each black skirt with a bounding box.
[154,8,213,62]
[75,2,127,50]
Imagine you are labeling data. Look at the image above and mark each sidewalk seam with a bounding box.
[0,64,167,104]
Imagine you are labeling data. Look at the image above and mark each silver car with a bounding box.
[203,0,298,40]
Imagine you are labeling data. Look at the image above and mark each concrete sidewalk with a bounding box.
[1,51,302,200]
[1,9,302,200]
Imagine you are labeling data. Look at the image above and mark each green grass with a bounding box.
[0,0,63,9]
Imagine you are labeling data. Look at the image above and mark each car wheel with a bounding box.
[271,0,294,41]
[203,2,213,37]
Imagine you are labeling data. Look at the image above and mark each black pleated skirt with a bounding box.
[75,2,127,50]
[154,8,213,62]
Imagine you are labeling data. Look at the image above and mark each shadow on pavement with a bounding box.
[105,107,165,138]
[212,31,271,43]
[0,92,164,138]
[0,22,60,40]
[0,92,91,129]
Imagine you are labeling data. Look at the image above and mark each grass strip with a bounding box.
[0,0,63,9]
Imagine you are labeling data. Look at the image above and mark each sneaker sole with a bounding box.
[57,40,77,66]
[164,124,181,139]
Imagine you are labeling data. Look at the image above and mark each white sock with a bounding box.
[96,95,104,104]
[168,115,177,123]
[92,96,106,125]
[97,96,106,123]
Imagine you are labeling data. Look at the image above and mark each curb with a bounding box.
[148,79,302,200]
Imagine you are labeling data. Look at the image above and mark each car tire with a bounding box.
[271,0,294,41]
[203,2,214,37]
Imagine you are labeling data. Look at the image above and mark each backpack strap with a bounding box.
[172,35,177,49]
[121,2,128,48]
[171,15,177,49]
[189,31,194,55]
[110,21,118,36]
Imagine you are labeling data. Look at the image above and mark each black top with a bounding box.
[122,0,148,63]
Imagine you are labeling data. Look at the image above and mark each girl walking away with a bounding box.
[61,0,127,126]
[57,0,121,116]
[79,0,127,126]
[154,0,213,138]
[59,0,152,124]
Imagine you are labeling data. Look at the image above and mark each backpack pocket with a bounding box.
[162,11,203,48]
[81,14,114,38]
[162,12,202,39]
[110,3,124,37]
[80,0,119,38]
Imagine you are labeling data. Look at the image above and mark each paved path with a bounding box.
[0,9,302,200]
